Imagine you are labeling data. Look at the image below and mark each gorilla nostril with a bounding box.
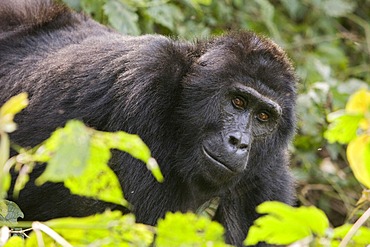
[228,134,249,150]
[239,143,249,150]
[229,135,240,146]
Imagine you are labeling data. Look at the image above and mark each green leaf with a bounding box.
[33,120,160,205]
[35,120,91,185]
[0,200,24,223]
[322,0,356,17]
[26,212,154,247]
[3,236,24,247]
[192,0,212,5]
[80,0,106,21]
[104,0,140,35]
[0,93,28,133]
[62,0,82,10]
[245,201,329,246]
[34,120,125,206]
[0,134,10,194]
[332,224,370,246]
[279,0,301,19]
[98,131,151,163]
[146,4,184,31]
[254,0,281,42]
[97,131,163,182]
[0,173,11,199]
[64,139,127,206]
[156,212,227,247]
[0,93,28,118]
[325,113,363,144]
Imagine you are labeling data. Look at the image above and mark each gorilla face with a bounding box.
[176,37,295,188]
[202,83,282,174]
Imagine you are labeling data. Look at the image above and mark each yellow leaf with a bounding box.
[347,134,370,188]
[360,118,370,130]
[0,93,29,117]
[0,93,29,133]
[346,89,370,115]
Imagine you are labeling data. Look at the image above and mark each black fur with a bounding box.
[0,1,297,246]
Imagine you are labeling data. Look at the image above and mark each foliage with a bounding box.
[0,93,28,224]
[25,212,154,247]
[4,119,164,208]
[245,89,370,246]
[0,93,28,199]
[156,212,228,247]
[0,95,228,246]
[245,201,329,246]
[326,89,370,188]
[245,201,370,246]
[1,0,370,245]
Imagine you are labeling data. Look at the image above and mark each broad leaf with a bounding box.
[33,120,160,205]
[35,120,91,184]
[3,236,24,247]
[97,131,163,182]
[0,200,24,223]
[26,212,153,247]
[245,201,329,246]
[104,0,140,35]
[156,212,228,247]
[146,4,184,31]
[332,224,370,246]
[325,113,362,144]
[346,89,370,115]
[347,134,370,189]
[65,140,127,206]
[322,0,356,17]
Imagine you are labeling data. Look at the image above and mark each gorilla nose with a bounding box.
[227,132,250,151]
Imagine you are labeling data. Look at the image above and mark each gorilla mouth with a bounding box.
[202,146,236,174]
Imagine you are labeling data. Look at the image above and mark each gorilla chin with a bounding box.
[202,145,248,175]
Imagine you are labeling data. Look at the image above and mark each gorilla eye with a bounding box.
[231,96,246,109]
[257,111,270,122]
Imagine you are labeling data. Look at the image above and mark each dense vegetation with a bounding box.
[1,0,369,246]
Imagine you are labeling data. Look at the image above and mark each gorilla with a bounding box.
[0,0,297,246]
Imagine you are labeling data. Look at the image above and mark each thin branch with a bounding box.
[32,222,73,247]
[338,206,370,247]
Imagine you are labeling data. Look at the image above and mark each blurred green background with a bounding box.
[61,0,370,227]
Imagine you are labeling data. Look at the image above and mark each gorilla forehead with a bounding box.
[199,32,292,68]
[194,32,296,94]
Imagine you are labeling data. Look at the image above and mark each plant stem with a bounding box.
[338,206,370,247]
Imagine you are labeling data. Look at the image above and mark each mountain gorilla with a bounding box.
[0,0,297,246]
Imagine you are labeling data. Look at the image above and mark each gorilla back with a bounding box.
[0,1,297,246]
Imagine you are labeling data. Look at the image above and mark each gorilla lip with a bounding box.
[202,146,237,174]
